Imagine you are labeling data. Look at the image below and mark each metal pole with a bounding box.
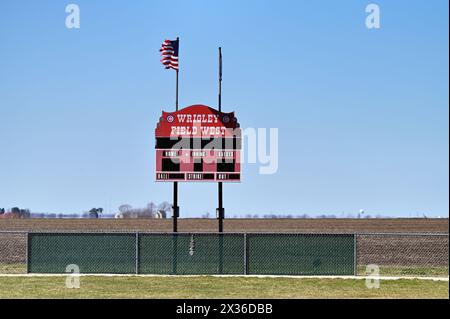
[217,47,224,273]
[218,182,224,273]
[218,183,224,232]
[172,41,180,273]
[217,47,225,233]
[26,232,30,274]
[173,38,180,232]
[218,47,222,112]
[173,182,178,232]
[354,233,357,276]
[176,70,179,111]
[172,181,179,275]
[135,232,139,274]
[175,37,180,111]
[243,233,247,275]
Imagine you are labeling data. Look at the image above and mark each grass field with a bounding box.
[1,263,447,277]
[0,276,447,299]
[356,266,449,277]
[0,219,447,299]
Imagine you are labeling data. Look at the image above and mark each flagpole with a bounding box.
[173,37,180,234]
[171,38,180,275]
[176,71,179,111]
[173,69,179,232]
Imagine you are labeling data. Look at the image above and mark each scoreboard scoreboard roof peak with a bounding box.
[155,104,240,138]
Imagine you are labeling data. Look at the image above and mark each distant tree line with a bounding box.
[0,202,172,219]
[0,206,415,220]
[115,202,171,219]
[0,207,31,219]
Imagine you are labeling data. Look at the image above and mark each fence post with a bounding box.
[353,233,357,276]
[135,232,139,275]
[244,233,248,275]
[26,232,30,274]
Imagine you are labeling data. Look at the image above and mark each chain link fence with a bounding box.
[0,231,448,277]
[245,233,355,275]
[139,233,245,275]
[357,233,449,277]
[0,231,27,274]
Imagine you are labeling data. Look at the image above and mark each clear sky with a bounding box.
[0,0,448,218]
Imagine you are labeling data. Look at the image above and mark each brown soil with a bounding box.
[0,218,447,233]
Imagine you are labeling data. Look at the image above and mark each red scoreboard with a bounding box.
[155,104,241,182]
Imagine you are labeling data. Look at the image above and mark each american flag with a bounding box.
[160,39,179,71]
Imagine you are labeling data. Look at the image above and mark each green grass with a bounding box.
[0,263,448,278]
[0,263,26,274]
[0,276,447,299]
[357,266,449,277]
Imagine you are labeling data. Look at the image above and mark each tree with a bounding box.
[158,201,171,211]
[88,208,103,219]
[145,202,157,218]
[88,209,97,219]
[20,209,31,219]
[119,204,132,213]
[0,208,4,215]
[157,201,171,218]
[10,207,20,218]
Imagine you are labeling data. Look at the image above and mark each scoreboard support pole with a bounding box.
[172,185,178,275]
[172,182,178,274]
[217,182,224,274]
[218,182,224,232]
[173,181,179,232]
[217,47,224,273]
[217,47,225,233]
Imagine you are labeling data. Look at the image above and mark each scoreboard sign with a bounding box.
[155,104,241,182]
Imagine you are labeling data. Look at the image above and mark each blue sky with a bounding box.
[0,0,448,217]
